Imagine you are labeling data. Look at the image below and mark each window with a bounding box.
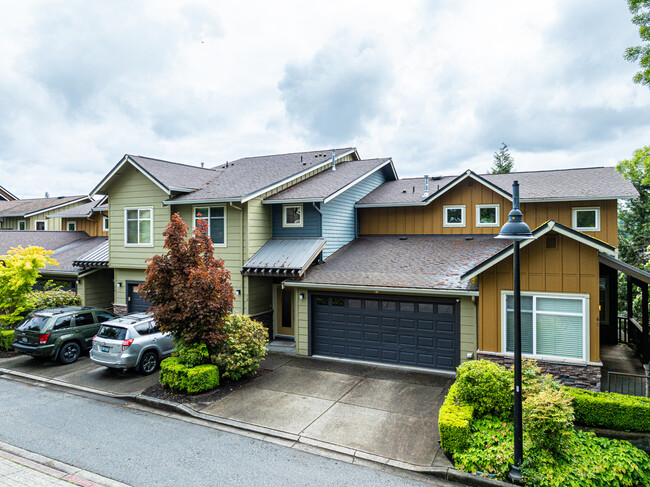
[572,207,600,231]
[35,220,46,231]
[103,216,109,232]
[74,313,94,326]
[476,204,500,227]
[194,206,226,246]
[67,221,76,231]
[134,322,151,335]
[503,293,587,361]
[283,204,303,227]
[53,316,73,330]
[95,311,114,323]
[18,220,26,231]
[125,208,152,246]
[443,205,466,227]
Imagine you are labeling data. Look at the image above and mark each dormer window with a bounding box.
[572,207,600,232]
[283,204,303,227]
[476,204,500,227]
[443,205,465,227]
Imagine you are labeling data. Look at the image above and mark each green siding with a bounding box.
[296,288,309,355]
[79,269,114,309]
[113,268,148,306]
[108,165,170,269]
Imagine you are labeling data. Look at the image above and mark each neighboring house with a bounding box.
[285,166,648,390]
[47,196,109,236]
[0,231,112,309]
[0,185,18,201]
[0,195,90,231]
[89,148,395,330]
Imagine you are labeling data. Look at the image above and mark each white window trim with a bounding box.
[476,204,500,227]
[192,205,227,247]
[35,220,47,231]
[500,290,589,362]
[66,221,77,231]
[18,220,26,231]
[102,216,109,232]
[443,205,466,228]
[572,207,600,232]
[282,204,303,228]
[124,207,154,247]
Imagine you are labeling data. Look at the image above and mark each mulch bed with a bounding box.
[141,368,272,405]
[0,350,18,359]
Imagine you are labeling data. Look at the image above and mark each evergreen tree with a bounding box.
[625,0,650,88]
[490,142,514,174]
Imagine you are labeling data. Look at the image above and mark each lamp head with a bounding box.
[496,180,534,241]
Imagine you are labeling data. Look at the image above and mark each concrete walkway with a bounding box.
[0,352,455,470]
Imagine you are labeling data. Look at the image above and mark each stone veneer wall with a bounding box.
[477,351,602,392]
[113,304,128,315]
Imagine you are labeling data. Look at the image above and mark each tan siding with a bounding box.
[79,269,114,309]
[478,233,600,362]
[62,214,108,237]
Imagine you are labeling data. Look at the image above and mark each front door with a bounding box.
[276,287,294,337]
[127,282,150,313]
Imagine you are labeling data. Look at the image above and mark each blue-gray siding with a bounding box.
[272,203,321,238]
[322,169,386,259]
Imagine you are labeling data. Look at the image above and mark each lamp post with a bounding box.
[495,180,534,483]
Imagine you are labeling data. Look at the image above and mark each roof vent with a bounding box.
[331,150,336,171]
[431,176,443,180]
[201,162,205,168]
[465,236,474,241]
[422,175,429,198]
[399,236,408,240]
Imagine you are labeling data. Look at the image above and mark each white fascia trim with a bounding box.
[163,198,241,205]
[521,196,635,203]
[24,196,91,217]
[282,281,479,296]
[241,149,357,203]
[323,159,393,204]
[90,155,171,197]
[425,171,512,206]
[355,201,428,208]
[262,198,323,205]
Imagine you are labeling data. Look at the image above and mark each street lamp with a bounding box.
[495,180,534,483]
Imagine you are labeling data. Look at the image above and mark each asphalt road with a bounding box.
[0,378,458,487]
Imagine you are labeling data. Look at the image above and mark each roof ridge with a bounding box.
[129,154,216,172]
[478,166,611,176]
[230,147,355,162]
[1,195,87,202]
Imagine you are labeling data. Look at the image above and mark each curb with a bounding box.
[0,367,511,487]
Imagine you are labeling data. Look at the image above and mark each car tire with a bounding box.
[59,342,81,364]
[139,351,159,375]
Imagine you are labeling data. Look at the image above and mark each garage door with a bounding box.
[312,294,458,370]
[127,282,151,313]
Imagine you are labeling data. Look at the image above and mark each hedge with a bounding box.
[0,330,14,351]
[159,357,220,394]
[566,387,650,432]
[439,383,474,454]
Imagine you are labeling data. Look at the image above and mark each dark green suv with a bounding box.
[13,307,116,364]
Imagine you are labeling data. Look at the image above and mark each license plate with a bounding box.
[22,337,27,343]
[101,347,110,353]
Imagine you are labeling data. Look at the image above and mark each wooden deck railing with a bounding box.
[606,371,649,397]
[618,315,647,360]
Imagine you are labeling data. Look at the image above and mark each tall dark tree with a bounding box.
[138,213,234,354]
[624,0,650,88]
[490,142,514,174]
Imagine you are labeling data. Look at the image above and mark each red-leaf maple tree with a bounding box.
[137,213,234,355]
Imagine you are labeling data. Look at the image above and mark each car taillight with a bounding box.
[122,338,134,351]
[92,335,97,344]
[39,334,50,345]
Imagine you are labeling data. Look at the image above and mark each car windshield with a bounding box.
[97,325,127,340]
[16,315,50,332]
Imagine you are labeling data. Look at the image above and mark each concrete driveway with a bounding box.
[200,354,454,467]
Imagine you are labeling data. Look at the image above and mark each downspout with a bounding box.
[230,202,245,314]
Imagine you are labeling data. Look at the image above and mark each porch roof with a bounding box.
[241,238,326,277]
[599,253,650,285]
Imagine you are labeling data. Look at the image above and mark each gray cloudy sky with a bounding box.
[1,0,649,198]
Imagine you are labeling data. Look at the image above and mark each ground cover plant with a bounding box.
[439,360,650,486]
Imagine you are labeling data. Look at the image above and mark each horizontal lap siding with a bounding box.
[271,203,321,237]
[322,170,386,258]
[460,297,477,363]
[113,268,148,306]
[80,269,114,309]
[296,289,309,355]
[245,198,272,315]
[31,201,90,231]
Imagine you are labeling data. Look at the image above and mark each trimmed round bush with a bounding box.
[439,383,474,454]
[212,314,268,381]
[0,329,14,350]
[455,360,513,417]
[174,342,209,367]
[159,357,219,394]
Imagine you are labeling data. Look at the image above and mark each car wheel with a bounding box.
[139,351,159,375]
[59,342,81,364]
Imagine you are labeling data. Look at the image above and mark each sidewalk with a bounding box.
[0,442,129,487]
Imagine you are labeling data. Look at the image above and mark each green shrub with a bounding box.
[212,314,268,381]
[159,357,219,394]
[174,343,209,367]
[454,416,514,480]
[455,360,513,417]
[524,429,650,487]
[24,289,82,317]
[566,387,650,432]
[439,383,474,454]
[0,329,14,350]
[523,388,574,452]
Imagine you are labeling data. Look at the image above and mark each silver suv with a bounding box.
[89,313,174,374]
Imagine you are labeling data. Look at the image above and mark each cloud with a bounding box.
[278,34,394,145]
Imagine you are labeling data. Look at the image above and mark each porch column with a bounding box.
[642,283,649,364]
[627,277,634,344]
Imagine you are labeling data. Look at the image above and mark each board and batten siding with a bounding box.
[78,269,114,309]
[321,169,386,259]
[477,233,600,362]
[108,165,170,269]
[62,214,108,237]
[271,203,321,238]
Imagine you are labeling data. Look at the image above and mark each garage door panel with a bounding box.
[312,294,458,371]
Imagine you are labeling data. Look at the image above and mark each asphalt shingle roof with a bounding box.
[357,167,638,206]
[47,199,106,218]
[171,148,356,202]
[294,235,510,291]
[264,158,393,202]
[0,196,89,217]
[128,155,217,192]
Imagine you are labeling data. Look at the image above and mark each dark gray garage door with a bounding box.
[312,294,458,370]
[127,282,150,313]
